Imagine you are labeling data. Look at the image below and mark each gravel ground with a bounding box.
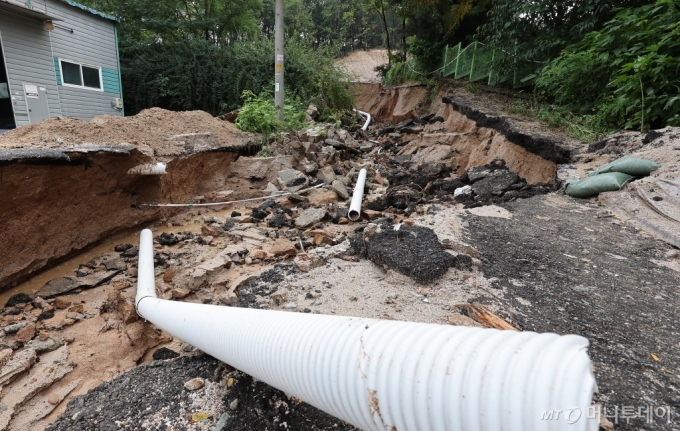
[47,355,359,431]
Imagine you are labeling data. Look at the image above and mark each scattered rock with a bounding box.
[332,180,350,199]
[5,293,31,308]
[15,322,36,344]
[270,238,297,256]
[172,288,191,299]
[294,254,325,272]
[103,258,127,271]
[25,337,64,354]
[157,232,180,246]
[350,225,455,283]
[3,322,28,334]
[307,189,338,205]
[295,207,327,228]
[0,348,36,387]
[121,246,139,258]
[183,377,205,391]
[117,301,138,324]
[317,166,337,185]
[36,270,121,298]
[54,297,72,310]
[48,394,60,405]
[114,244,133,252]
[152,347,180,361]
[277,169,308,191]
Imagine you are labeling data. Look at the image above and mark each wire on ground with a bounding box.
[142,184,325,208]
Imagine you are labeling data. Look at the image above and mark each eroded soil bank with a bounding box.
[0,108,259,291]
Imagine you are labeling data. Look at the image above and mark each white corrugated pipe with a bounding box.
[127,162,167,175]
[348,168,367,221]
[354,108,372,131]
[135,229,598,431]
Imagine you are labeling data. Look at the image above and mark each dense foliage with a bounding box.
[79,0,678,132]
[536,0,680,130]
[79,0,381,117]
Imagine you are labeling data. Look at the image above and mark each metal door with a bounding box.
[23,83,50,124]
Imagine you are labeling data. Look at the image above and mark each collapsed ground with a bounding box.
[1,82,679,431]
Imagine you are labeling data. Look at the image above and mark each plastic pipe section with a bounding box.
[353,108,372,131]
[348,168,367,221]
[135,229,598,431]
[127,163,167,175]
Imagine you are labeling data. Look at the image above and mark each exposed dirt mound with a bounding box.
[0,108,255,155]
[334,50,388,84]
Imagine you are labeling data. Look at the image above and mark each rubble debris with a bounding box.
[0,349,37,387]
[349,225,470,284]
[0,346,72,430]
[5,293,31,308]
[153,347,180,361]
[296,207,327,228]
[183,377,205,391]
[36,270,122,298]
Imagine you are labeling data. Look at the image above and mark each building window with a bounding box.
[59,59,102,91]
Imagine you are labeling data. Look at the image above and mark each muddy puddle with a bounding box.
[0,203,246,308]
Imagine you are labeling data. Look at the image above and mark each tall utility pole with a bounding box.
[274,0,284,121]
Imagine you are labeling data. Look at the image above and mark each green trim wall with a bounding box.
[53,56,120,94]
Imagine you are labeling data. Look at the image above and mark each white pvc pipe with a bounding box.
[127,163,167,175]
[354,108,372,131]
[348,168,367,221]
[135,229,598,431]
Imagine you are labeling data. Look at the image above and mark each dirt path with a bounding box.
[335,50,388,84]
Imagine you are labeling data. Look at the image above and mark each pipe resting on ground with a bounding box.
[354,109,371,131]
[135,229,598,431]
[348,168,367,221]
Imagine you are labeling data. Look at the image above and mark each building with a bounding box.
[0,0,123,131]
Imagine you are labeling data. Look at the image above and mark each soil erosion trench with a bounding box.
[0,86,564,294]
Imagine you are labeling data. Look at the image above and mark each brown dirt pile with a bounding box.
[0,108,255,154]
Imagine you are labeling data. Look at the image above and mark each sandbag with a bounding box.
[589,155,661,177]
[565,172,634,198]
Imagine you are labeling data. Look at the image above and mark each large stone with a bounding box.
[294,254,325,272]
[0,346,72,430]
[3,322,27,334]
[54,297,71,310]
[277,169,308,191]
[270,238,297,256]
[15,322,36,344]
[25,337,64,354]
[36,270,121,298]
[0,348,36,387]
[470,170,520,198]
[228,155,294,181]
[332,180,350,200]
[317,166,336,185]
[103,258,127,271]
[307,189,338,206]
[295,208,327,228]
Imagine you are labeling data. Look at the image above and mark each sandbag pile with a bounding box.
[565,155,661,198]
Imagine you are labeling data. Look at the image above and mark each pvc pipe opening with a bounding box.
[348,168,367,222]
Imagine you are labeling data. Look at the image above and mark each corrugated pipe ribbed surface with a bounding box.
[135,229,598,431]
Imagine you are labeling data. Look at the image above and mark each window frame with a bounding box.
[58,58,103,92]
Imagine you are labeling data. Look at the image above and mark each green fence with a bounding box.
[441,42,541,88]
